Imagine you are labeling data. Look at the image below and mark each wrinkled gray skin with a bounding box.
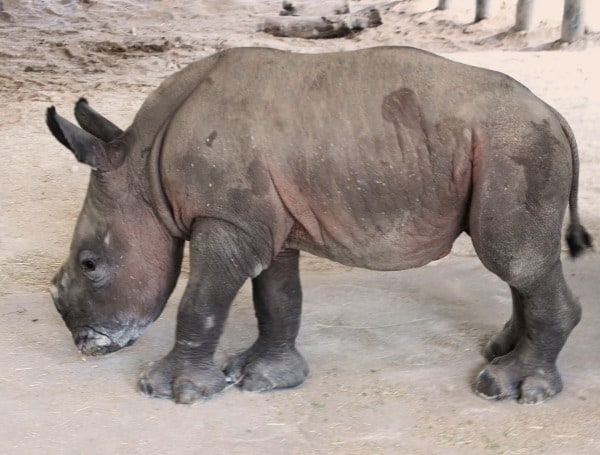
[47,47,592,405]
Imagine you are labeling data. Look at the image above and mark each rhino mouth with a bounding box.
[73,326,137,356]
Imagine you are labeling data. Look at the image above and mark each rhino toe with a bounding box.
[475,368,510,400]
[518,375,562,405]
[173,374,228,404]
[138,361,174,399]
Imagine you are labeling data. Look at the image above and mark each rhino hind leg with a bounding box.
[483,287,525,361]
[224,248,309,392]
[474,260,580,404]
[468,130,582,403]
[473,249,580,404]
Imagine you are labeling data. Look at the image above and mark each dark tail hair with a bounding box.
[551,106,593,257]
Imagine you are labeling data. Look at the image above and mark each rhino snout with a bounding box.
[73,326,132,356]
[75,327,110,349]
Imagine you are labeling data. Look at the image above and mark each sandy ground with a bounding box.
[1,0,600,453]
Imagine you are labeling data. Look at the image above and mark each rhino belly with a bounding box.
[271,123,473,271]
[282,189,468,271]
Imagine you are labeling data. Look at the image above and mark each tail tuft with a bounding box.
[566,223,593,258]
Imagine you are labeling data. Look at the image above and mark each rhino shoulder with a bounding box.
[131,53,223,142]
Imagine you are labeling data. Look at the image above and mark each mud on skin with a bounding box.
[46,47,591,404]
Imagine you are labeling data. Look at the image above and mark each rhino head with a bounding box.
[47,99,184,355]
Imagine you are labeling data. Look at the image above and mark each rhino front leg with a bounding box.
[138,218,270,404]
[224,248,309,392]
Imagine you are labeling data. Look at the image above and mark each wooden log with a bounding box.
[263,7,382,39]
[280,0,350,17]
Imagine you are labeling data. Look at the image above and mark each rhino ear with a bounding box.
[74,97,123,142]
[46,106,125,172]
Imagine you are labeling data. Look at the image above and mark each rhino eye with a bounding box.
[81,258,97,272]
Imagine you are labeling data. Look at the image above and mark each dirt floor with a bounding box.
[1,0,600,453]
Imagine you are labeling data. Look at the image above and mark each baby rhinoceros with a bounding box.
[47,46,592,405]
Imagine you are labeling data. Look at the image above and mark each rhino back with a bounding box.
[158,47,556,270]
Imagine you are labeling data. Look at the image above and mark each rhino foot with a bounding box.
[475,354,562,405]
[138,354,228,404]
[224,343,309,392]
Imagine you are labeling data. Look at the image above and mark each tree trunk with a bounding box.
[514,0,535,31]
[475,0,491,22]
[437,0,453,10]
[561,0,585,42]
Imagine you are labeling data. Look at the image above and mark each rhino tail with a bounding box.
[551,106,593,257]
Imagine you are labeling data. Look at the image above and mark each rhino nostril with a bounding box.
[74,329,90,350]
